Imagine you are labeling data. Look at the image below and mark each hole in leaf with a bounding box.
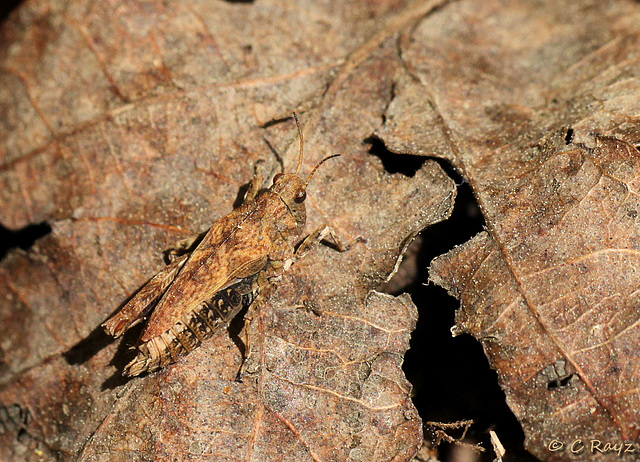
[564,127,574,144]
[547,374,574,390]
[0,222,52,261]
[384,169,537,461]
[365,136,427,177]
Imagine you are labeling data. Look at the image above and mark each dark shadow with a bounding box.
[64,281,154,389]
[233,180,254,210]
[228,303,250,382]
[262,136,285,175]
[63,297,144,390]
[0,403,32,443]
[99,321,146,390]
[365,136,427,177]
[63,283,151,367]
[262,114,295,129]
[63,324,115,367]
[547,374,574,390]
[0,222,52,261]
[0,0,22,24]
[233,158,273,210]
[564,127,574,145]
[162,231,207,264]
[380,167,537,461]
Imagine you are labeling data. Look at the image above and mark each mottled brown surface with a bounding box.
[0,1,455,461]
[4,0,638,460]
[376,0,640,460]
[430,136,640,461]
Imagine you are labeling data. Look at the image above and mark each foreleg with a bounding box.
[295,225,365,259]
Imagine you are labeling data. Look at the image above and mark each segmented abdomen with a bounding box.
[124,275,260,376]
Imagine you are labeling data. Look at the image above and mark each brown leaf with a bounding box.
[0,1,455,461]
[374,0,640,460]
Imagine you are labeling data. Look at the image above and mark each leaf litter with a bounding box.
[0,1,455,461]
[4,0,639,460]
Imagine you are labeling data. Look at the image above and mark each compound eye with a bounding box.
[273,173,284,184]
[294,188,307,203]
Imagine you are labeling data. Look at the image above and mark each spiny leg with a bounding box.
[288,227,365,317]
[236,280,276,382]
[295,225,366,259]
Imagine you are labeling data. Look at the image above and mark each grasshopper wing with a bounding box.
[139,200,277,343]
[102,253,189,337]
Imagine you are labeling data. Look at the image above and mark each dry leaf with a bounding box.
[0,1,455,461]
[372,0,640,460]
[6,0,637,460]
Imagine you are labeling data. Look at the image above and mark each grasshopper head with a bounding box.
[269,112,340,228]
[270,172,308,227]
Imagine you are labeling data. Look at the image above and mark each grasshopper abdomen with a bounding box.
[124,273,262,376]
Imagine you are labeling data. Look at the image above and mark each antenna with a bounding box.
[304,154,341,188]
[293,112,304,175]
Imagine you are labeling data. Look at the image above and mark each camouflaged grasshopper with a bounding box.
[103,113,348,376]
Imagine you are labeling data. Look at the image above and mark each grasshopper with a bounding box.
[103,113,350,376]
